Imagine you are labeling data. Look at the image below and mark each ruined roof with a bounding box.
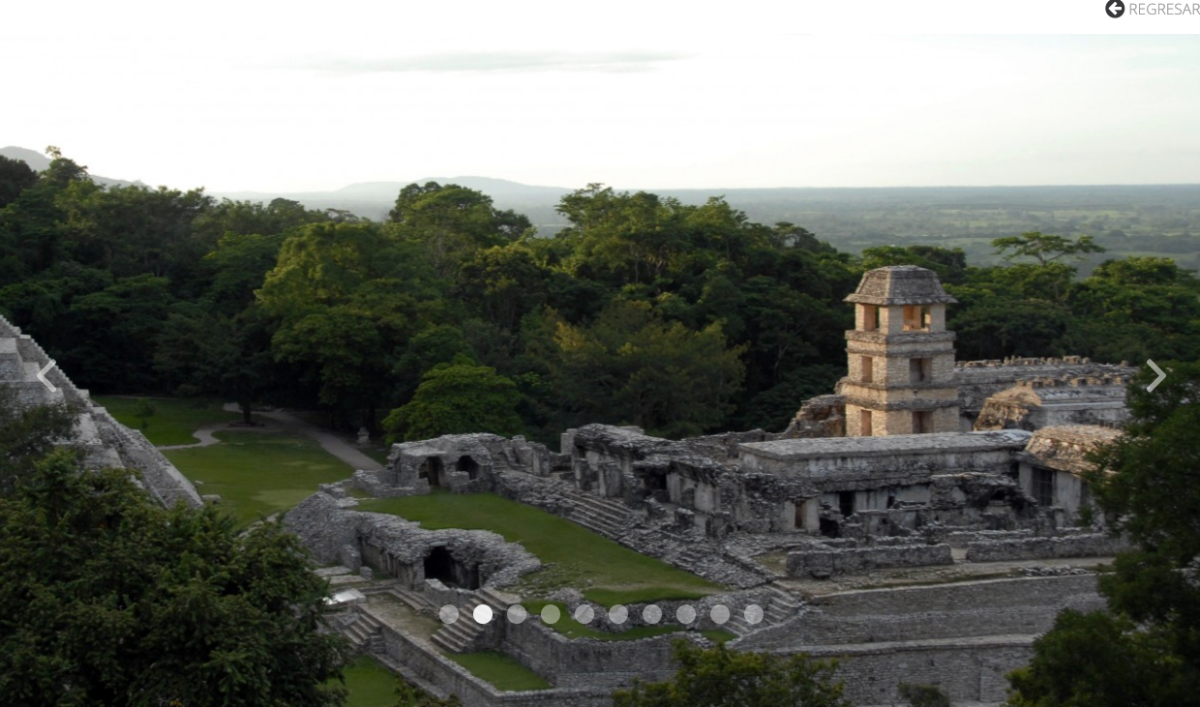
[1020,425,1122,474]
[844,265,958,306]
[987,376,1130,406]
[739,430,1031,462]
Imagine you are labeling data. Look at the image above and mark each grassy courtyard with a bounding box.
[355,492,722,605]
[164,431,353,524]
[93,395,247,446]
[340,655,401,707]
[444,652,552,691]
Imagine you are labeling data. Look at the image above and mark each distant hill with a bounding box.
[0,146,143,188]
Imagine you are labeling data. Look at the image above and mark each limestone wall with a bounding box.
[786,543,953,578]
[805,638,1033,705]
[965,533,1131,562]
[737,574,1101,654]
[809,574,1099,615]
[502,619,691,689]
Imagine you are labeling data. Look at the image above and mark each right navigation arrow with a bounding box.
[1147,360,1167,392]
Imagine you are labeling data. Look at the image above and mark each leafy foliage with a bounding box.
[611,640,850,707]
[0,385,78,494]
[0,446,348,706]
[2,149,1197,445]
[540,301,746,438]
[897,682,951,707]
[383,356,523,442]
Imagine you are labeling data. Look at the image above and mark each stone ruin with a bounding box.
[0,314,201,508]
[285,267,1141,706]
[292,414,1128,705]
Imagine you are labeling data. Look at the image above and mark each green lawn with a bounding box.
[355,493,721,605]
[340,655,400,707]
[164,431,353,524]
[444,652,552,691]
[92,396,247,446]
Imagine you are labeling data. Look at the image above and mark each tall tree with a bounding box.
[389,182,531,277]
[992,232,1105,265]
[0,447,348,706]
[541,301,746,438]
[383,355,524,442]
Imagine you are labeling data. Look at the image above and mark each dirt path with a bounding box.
[157,405,385,472]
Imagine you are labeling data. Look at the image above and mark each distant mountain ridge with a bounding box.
[1,145,143,188]
[221,175,572,202]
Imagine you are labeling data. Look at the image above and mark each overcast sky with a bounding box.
[4,3,1199,192]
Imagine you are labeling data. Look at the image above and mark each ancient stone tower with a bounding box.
[841,266,961,436]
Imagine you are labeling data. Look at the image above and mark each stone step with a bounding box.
[431,622,479,653]
[477,587,513,610]
[575,502,628,525]
[367,634,385,653]
[573,511,621,533]
[566,511,622,538]
[344,620,375,643]
[723,615,754,636]
[569,497,625,520]
[357,612,383,631]
[430,632,465,653]
[573,496,632,524]
[388,588,429,613]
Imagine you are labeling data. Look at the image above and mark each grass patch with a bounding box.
[93,396,246,446]
[356,493,721,604]
[444,652,551,691]
[164,431,352,525]
[702,629,737,644]
[339,655,399,707]
[360,445,393,465]
[583,587,710,606]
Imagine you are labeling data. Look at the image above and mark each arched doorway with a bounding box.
[456,455,481,480]
[422,546,480,589]
[419,457,444,487]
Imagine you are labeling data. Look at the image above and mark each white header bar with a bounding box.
[538,0,1200,35]
[766,0,1200,33]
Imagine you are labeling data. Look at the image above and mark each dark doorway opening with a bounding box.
[423,546,480,589]
[838,491,855,519]
[456,455,481,480]
[794,500,807,531]
[644,470,667,496]
[419,457,444,487]
[819,517,840,538]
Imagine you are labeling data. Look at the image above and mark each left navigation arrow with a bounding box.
[37,360,57,392]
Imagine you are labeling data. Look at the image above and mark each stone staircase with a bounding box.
[722,583,804,637]
[343,610,385,654]
[565,491,635,538]
[0,315,87,407]
[387,586,432,613]
[430,587,511,654]
[763,583,804,624]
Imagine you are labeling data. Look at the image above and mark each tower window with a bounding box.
[903,305,931,331]
[861,409,873,436]
[861,305,879,332]
[913,410,933,434]
[862,356,874,383]
[909,357,933,384]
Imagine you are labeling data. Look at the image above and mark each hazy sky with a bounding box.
[5,3,1199,192]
